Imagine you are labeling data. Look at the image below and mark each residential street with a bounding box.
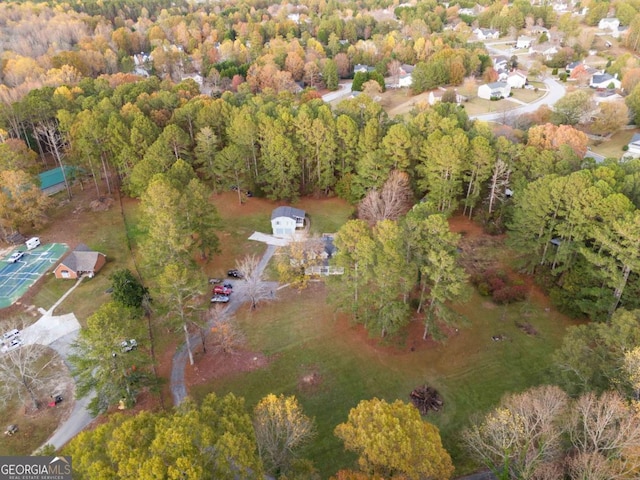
[470,76,566,123]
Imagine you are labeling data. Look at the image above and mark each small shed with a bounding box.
[54,244,106,279]
[38,167,74,196]
[271,206,305,237]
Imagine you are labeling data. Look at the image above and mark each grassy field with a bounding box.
[191,279,577,477]
[511,87,544,103]
[462,96,519,117]
[590,129,638,160]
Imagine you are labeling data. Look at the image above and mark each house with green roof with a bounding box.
[38,166,75,196]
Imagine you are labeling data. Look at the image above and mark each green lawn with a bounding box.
[511,87,544,103]
[590,129,638,160]
[191,283,577,477]
[462,96,519,117]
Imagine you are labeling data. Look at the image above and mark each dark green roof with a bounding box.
[38,167,74,190]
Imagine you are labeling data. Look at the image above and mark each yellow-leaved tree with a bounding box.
[334,398,454,480]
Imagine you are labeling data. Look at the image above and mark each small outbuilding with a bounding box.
[271,206,306,237]
[477,81,511,100]
[54,244,106,279]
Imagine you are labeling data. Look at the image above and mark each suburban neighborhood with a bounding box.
[1,0,640,478]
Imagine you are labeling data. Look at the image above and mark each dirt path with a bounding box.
[170,244,278,405]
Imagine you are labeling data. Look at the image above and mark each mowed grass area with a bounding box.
[31,193,133,324]
[590,129,638,160]
[191,283,577,477]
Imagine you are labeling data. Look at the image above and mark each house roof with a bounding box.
[487,81,508,89]
[38,166,74,190]
[508,70,527,79]
[271,206,306,220]
[59,245,105,273]
[629,133,640,145]
[567,61,582,69]
[591,73,616,84]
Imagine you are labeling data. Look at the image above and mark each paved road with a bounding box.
[470,77,566,123]
[322,82,353,103]
[170,244,278,405]
[44,330,95,450]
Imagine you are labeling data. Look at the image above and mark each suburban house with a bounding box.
[506,71,527,89]
[530,44,558,60]
[473,28,499,40]
[271,206,306,237]
[515,36,533,49]
[493,55,509,71]
[589,72,621,89]
[354,64,375,74]
[624,133,640,159]
[530,26,549,36]
[396,74,412,87]
[477,82,511,100]
[566,61,583,73]
[598,17,620,33]
[54,244,106,279]
[428,89,466,105]
[38,166,75,196]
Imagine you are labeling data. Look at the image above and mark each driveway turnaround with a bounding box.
[0,243,68,308]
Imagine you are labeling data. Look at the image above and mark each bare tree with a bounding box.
[463,385,569,479]
[0,331,63,411]
[567,391,640,479]
[487,158,511,215]
[236,254,271,310]
[34,118,71,200]
[208,306,245,354]
[253,393,315,475]
[358,170,413,225]
[388,59,402,87]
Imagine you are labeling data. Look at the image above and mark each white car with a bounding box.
[121,339,138,352]
[2,337,23,352]
[6,251,24,263]
[2,329,20,341]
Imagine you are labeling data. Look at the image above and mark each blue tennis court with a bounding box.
[0,243,68,309]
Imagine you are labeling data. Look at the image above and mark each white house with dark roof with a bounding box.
[493,55,509,70]
[625,133,640,159]
[473,28,499,40]
[515,36,533,49]
[598,17,620,32]
[589,73,621,89]
[271,206,306,237]
[506,71,527,89]
[477,82,511,100]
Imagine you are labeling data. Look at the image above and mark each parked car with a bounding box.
[223,282,233,289]
[211,295,230,303]
[7,337,23,350]
[6,251,24,263]
[2,329,19,341]
[213,285,232,295]
[121,339,138,352]
[227,269,244,278]
[208,278,222,285]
